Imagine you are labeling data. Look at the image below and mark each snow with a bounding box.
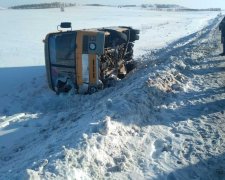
[0,5,225,180]
[0,6,218,68]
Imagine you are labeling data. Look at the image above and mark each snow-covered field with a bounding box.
[0,6,225,180]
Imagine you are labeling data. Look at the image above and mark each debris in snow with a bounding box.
[106,98,113,108]
[97,116,111,135]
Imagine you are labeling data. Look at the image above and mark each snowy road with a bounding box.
[0,8,225,180]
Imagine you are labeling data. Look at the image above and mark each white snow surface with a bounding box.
[0,6,225,180]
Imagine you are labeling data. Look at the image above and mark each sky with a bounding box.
[0,0,224,9]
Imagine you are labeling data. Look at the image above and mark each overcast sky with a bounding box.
[0,0,224,9]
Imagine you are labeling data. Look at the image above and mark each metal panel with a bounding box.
[82,35,89,54]
[76,31,83,85]
[89,54,97,85]
[82,54,89,84]
[75,31,105,92]
[96,32,105,54]
[44,34,54,91]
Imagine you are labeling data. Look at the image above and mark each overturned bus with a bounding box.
[44,22,139,94]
